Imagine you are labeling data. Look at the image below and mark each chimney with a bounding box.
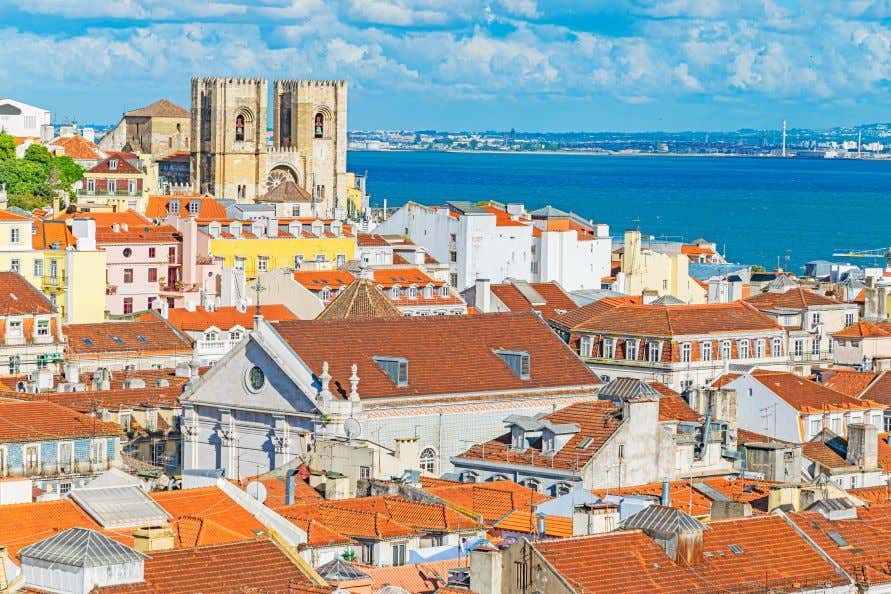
[572,503,619,536]
[132,526,175,552]
[71,218,96,251]
[469,546,502,594]
[284,468,298,506]
[64,362,80,384]
[846,422,878,469]
[324,473,352,500]
[394,436,420,469]
[267,218,278,238]
[475,278,491,312]
[413,248,425,266]
[642,289,659,304]
[660,478,671,506]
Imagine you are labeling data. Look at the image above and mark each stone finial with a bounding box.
[349,364,360,401]
[319,361,332,402]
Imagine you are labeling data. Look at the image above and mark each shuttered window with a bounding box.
[497,350,531,380]
[373,356,409,386]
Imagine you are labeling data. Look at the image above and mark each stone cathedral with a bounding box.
[190,77,348,217]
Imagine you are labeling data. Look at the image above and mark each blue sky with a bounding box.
[3,1,891,132]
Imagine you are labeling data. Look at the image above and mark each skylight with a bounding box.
[576,437,594,450]
[112,336,124,345]
[82,337,93,346]
[136,335,147,344]
[827,531,849,548]
[728,544,743,555]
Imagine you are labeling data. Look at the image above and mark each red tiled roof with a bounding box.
[479,205,530,227]
[553,298,779,336]
[0,210,30,221]
[746,370,880,412]
[150,487,265,542]
[235,474,322,511]
[848,485,891,504]
[833,320,891,338]
[745,287,840,309]
[495,511,573,537]
[141,304,297,332]
[32,218,76,249]
[535,515,848,593]
[422,478,549,523]
[293,270,356,290]
[0,400,120,441]
[818,369,878,396]
[281,503,416,540]
[64,319,192,356]
[8,385,183,414]
[861,371,891,407]
[853,288,867,304]
[270,312,599,399]
[124,98,189,118]
[802,432,891,472]
[87,155,142,175]
[319,495,479,532]
[373,267,443,288]
[649,381,702,422]
[48,135,102,161]
[364,558,466,594]
[458,400,621,471]
[145,195,227,222]
[94,539,331,594]
[0,271,56,314]
[490,282,578,322]
[357,233,390,247]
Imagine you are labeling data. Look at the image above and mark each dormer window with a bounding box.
[438,286,449,298]
[188,200,200,215]
[208,222,221,238]
[168,200,180,215]
[407,286,417,299]
[109,159,118,170]
[390,286,400,299]
[7,320,22,338]
[320,287,331,302]
[373,356,408,386]
[497,350,530,380]
[423,285,434,299]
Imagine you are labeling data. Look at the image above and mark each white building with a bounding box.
[0,99,51,138]
[374,201,610,291]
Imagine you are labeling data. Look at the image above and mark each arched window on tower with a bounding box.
[314,113,324,138]
[235,114,245,141]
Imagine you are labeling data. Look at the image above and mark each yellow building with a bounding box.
[207,218,356,279]
[621,229,707,304]
[0,210,42,286]
[33,219,107,323]
[345,172,368,217]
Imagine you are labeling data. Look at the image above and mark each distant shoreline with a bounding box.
[349,148,891,160]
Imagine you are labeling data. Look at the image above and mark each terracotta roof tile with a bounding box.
[8,385,183,414]
[457,400,621,471]
[422,479,549,523]
[745,287,840,309]
[124,98,189,118]
[357,233,390,247]
[316,278,403,320]
[0,400,120,441]
[0,271,56,314]
[94,539,331,594]
[281,502,415,540]
[649,381,702,422]
[364,558,466,594]
[140,305,297,332]
[87,155,142,175]
[293,270,356,291]
[554,299,778,336]
[48,135,102,161]
[145,195,227,222]
[150,487,265,542]
[373,267,443,288]
[327,496,479,532]
[861,371,891,407]
[818,369,878,396]
[490,282,578,322]
[65,319,192,356]
[271,312,599,399]
[745,370,880,413]
[32,218,76,249]
[495,511,573,537]
[833,320,891,338]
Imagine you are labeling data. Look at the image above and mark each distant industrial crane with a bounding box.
[832,247,891,267]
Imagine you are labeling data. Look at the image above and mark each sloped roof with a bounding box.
[64,320,192,356]
[598,377,661,401]
[316,557,369,581]
[619,505,707,537]
[745,287,840,310]
[0,400,120,441]
[742,370,880,413]
[0,271,56,314]
[145,195,227,221]
[818,369,878,396]
[861,371,891,407]
[293,270,356,291]
[19,527,146,568]
[48,135,103,160]
[490,281,578,322]
[124,98,189,118]
[421,478,549,523]
[648,381,703,422]
[87,155,142,175]
[259,179,312,203]
[70,485,171,529]
[316,278,402,320]
[141,304,298,331]
[833,320,891,338]
[271,312,600,399]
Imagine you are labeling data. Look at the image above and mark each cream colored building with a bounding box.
[620,229,707,303]
[0,210,41,286]
[191,77,347,217]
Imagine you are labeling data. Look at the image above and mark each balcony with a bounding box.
[76,189,140,197]
[43,274,66,287]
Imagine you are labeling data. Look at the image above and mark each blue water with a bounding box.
[348,151,891,271]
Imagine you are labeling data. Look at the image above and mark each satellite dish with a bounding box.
[245,480,268,504]
[344,418,362,440]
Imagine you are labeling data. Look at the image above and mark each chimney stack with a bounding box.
[846,423,878,469]
[660,478,671,507]
[475,278,491,312]
[284,468,298,506]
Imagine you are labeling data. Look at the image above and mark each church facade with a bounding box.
[190,77,347,217]
[179,313,602,480]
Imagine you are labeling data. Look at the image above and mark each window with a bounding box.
[603,338,615,359]
[149,247,156,258]
[701,341,712,362]
[36,319,49,336]
[7,320,22,338]
[59,442,73,471]
[109,159,118,170]
[33,259,43,278]
[36,353,48,369]
[230,330,243,341]
[420,448,437,474]
[755,339,765,358]
[86,178,95,193]
[579,336,593,358]
[811,339,820,357]
[721,340,732,360]
[361,543,375,565]
[24,445,38,473]
[235,114,245,141]
[120,411,132,431]
[169,246,176,262]
[234,257,245,270]
[314,112,324,138]
[148,268,157,283]
[108,179,116,193]
[123,248,132,258]
[771,337,782,357]
[808,418,822,439]
[554,483,572,496]
[359,465,371,479]
[188,200,200,215]
[439,286,449,298]
[647,341,661,362]
[830,416,842,434]
[92,439,106,463]
[373,356,409,386]
[336,254,346,268]
[449,273,458,287]
[738,340,749,359]
[811,312,821,327]
[845,312,856,327]
[497,350,530,379]
[293,255,303,269]
[147,296,155,310]
[123,268,133,283]
[406,286,417,299]
[520,478,540,492]
[681,342,691,363]
[794,339,804,357]
[128,179,137,195]
[626,339,638,360]
[9,259,19,274]
[449,251,457,263]
[123,297,133,314]
[49,259,58,279]
[618,444,625,460]
[662,279,668,291]
[9,227,20,244]
[257,256,269,273]
[829,339,835,354]
[320,287,331,302]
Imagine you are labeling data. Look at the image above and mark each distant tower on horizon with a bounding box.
[781,119,787,157]
[858,129,862,158]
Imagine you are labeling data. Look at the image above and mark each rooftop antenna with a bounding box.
[251,278,265,319]
[781,119,787,157]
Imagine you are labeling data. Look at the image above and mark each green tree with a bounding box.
[0,158,52,201]
[49,155,83,191]
[24,144,52,166]
[0,132,15,161]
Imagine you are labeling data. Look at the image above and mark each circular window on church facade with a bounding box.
[245,365,265,392]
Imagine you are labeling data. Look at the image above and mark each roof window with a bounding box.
[497,350,530,380]
[576,437,594,450]
[136,334,147,344]
[728,544,743,555]
[109,159,118,170]
[373,356,408,386]
[827,531,849,548]
[82,337,93,346]
[112,336,124,345]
